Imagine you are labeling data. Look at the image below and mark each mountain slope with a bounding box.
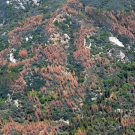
[0,0,135,134]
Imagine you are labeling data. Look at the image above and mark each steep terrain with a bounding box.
[0,0,135,134]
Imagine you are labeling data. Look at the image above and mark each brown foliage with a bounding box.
[118,26,135,40]
[72,26,96,67]
[91,82,95,89]
[84,6,135,41]
[134,82,135,89]
[108,106,111,113]
[108,11,118,22]
[17,42,21,47]
[9,116,13,122]
[121,116,135,128]
[91,104,98,113]
[78,3,83,8]
[74,80,78,87]
[73,47,90,67]
[70,88,75,96]
[34,67,38,74]
[31,45,33,53]
[45,81,50,87]
[55,75,64,84]
[18,49,27,58]
[115,67,118,71]
[109,67,113,73]
[73,26,95,49]
[61,0,79,11]
[62,91,68,98]
[68,7,78,16]
[77,114,80,122]
[75,129,85,135]
[8,14,43,46]
[11,76,26,92]
[100,103,104,111]
[1,118,59,134]
[0,49,8,66]
[72,70,75,76]
[98,56,102,63]
[110,57,113,62]
[109,21,118,31]
[127,76,130,83]
[41,44,66,65]
[85,6,96,13]
[77,86,86,98]
[44,16,55,34]
[47,65,54,74]
[11,84,21,91]
[40,87,46,94]
[51,8,60,18]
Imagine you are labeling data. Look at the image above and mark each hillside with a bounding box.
[0,0,135,134]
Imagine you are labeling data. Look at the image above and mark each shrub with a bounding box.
[39,93,43,98]
[45,95,52,101]
[108,79,112,84]
[122,84,128,90]
[78,78,84,83]
[57,96,61,100]
[40,98,45,104]
[105,65,110,69]
[63,83,67,86]
[96,63,100,67]
[125,94,129,98]
[10,74,13,78]
[40,117,44,121]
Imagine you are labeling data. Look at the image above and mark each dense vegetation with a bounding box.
[0,0,135,134]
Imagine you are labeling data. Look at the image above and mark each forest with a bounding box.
[0,0,135,134]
